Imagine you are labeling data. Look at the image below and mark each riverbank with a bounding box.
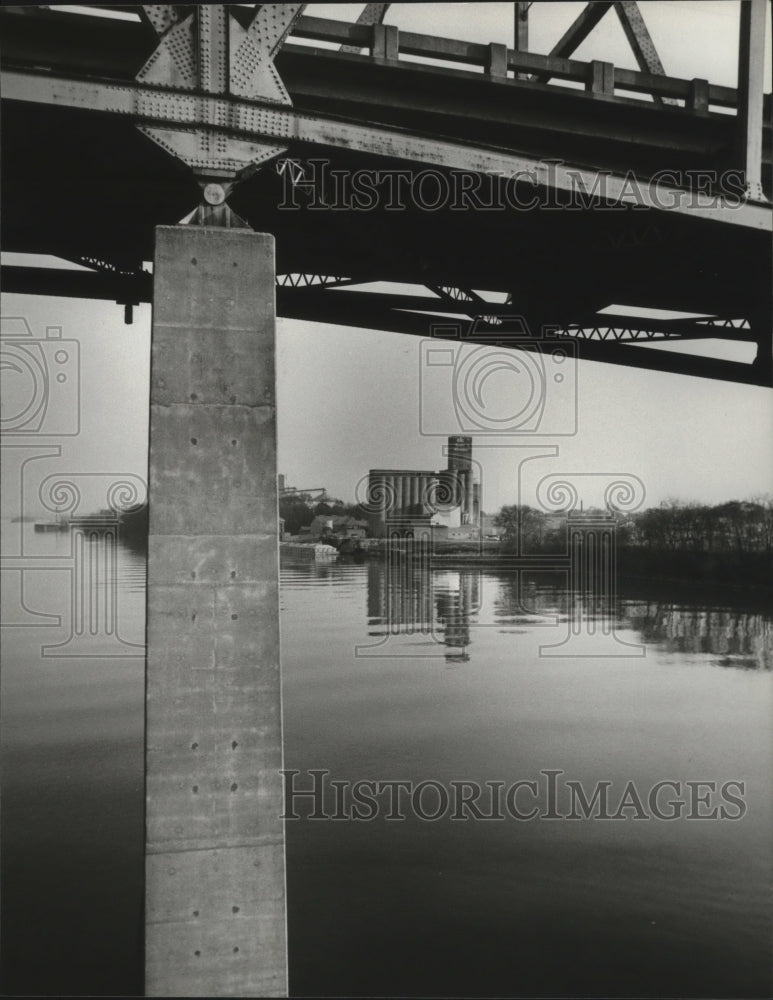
[280,542,338,560]
[349,543,773,593]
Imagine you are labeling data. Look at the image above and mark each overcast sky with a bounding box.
[2,2,771,516]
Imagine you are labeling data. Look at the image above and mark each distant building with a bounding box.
[309,514,368,540]
[278,475,327,505]
[366,435,480,538]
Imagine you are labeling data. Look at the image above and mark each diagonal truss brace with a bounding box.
[613,1,676,107]
[534,0,674,106]
[532,2,612,82]
[136,4,305,181]
[340,3,391,54]
[427,284,501,325]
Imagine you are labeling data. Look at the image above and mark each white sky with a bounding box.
[1,2,772,515]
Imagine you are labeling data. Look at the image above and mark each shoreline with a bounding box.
[336,546,773,596]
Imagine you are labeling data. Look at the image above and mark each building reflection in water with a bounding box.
[366,554,480,662]
[434,571,480,662]
[364,556,772,671]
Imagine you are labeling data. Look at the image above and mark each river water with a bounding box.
[1,528,771,996]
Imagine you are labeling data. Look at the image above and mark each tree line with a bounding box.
[279,492,367,535]
[100,493,366,546]
[494,496,773,555]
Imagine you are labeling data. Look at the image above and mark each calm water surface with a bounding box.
[1,523,146,996]
[1,527,771,996]
[282,559,772,999]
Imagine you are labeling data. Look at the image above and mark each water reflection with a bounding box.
[435,572,479,661]
[0,527,145,997]
[626,602,772,670]
[363,556,772,669]
[282,560,773,999]
[366,558,481,662]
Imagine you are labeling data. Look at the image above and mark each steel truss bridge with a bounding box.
[2,6,772,996]
[1,1,771,386]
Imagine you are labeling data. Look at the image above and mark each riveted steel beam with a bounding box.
[136,4,305,185]
[4,67,770,230]
[141,4,186,37]
[229,2,306,101]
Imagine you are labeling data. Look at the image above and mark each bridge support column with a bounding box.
[145,227,286,997]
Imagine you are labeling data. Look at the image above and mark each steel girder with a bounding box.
[1,5,770,387]
[2,67,769,231]
[2,265,768,387]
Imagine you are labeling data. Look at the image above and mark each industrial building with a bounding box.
[367,435,480,538]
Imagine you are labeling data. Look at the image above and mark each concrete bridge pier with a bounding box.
[145,226,286,997]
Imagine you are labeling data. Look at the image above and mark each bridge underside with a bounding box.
[1,6,771,385]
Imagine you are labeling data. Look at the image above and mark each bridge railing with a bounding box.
[15,6,768,117]
[288,13,754,114]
